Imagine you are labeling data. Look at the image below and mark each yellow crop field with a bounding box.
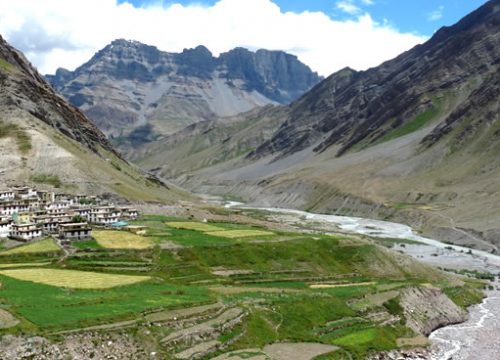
[0,239,60,256]
[166,222,223,232]
[93,230,154,249]
[205,230,275,238]
[0,268,151,289]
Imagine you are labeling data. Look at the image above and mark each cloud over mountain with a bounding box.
[0,0,426,76]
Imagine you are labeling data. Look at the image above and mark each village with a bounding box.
[0,186,139,245]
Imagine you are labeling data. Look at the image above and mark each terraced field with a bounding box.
[0,213,485,359]
[93,230,154,249]
[0,238,60,255]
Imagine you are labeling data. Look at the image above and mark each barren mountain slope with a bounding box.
[0,35,187,202]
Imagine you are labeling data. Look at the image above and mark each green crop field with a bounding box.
[0,262,51,269]
[0,275,211,328]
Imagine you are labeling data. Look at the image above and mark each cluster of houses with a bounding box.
[0,186,139,243]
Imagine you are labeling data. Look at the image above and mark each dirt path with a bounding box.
[209,286,302,295]
[263,343,339,360]
[309,281,376,289]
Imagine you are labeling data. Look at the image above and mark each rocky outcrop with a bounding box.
[46,40,321,142]
[400,287,467,336]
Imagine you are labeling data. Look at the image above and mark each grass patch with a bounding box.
[160,227,235,247]
[444,284,484,309]
[0,239,60,256]
[331,326,400,358]
[0,59,14,73]
[72,239,104,250]
[205,230,275,238]
[0,268,152,289]
[31,174,62,188]
[93,230,154,250]
[380,103,441,143]
[0,120,31,154]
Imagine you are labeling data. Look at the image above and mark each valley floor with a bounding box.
[0,201,492,359]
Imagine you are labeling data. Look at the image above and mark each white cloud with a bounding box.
[360,0,375,5]
[427,6,444,21]
[0,0,427,77]
[336,1,361,15]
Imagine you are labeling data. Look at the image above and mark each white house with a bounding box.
[45,201,71,211]
[9,223,42,241]
[89,207,120,225]
[0,218,13,238]
[58,223,92,242]
[0,190,15,202]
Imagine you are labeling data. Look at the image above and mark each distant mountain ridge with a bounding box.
[46,40,321,142]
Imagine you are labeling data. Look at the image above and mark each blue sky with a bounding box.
[0,0,489,75]
[119,0,488,36]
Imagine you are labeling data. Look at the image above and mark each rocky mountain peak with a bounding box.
[45,40,322,142]
[175,45,217,78]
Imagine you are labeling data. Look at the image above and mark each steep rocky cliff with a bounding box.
[46,40,321,143]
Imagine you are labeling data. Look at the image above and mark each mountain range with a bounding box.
[46,41,321,146]
[131,0,500,252]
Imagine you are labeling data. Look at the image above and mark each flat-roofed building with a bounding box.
[33,214,72,234]
[9,223,42,241]
[58,223,92,243]
[13,186,37,200]
[89,207,120,225]
[118,207,139,220]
